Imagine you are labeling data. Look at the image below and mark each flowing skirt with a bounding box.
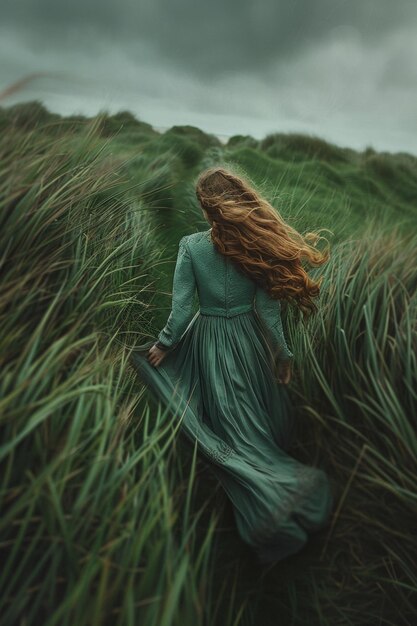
[130,310,334,563]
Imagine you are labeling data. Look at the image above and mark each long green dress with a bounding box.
[130,229,334,563]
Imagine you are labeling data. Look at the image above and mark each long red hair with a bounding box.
[195,165,331,318]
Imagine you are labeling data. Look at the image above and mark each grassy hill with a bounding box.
[0,100,416,626]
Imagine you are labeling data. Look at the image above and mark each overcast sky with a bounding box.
[1,0,417,155]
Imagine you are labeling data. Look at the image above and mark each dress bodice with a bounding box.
[155,230,294,362]
[187,230,256,316]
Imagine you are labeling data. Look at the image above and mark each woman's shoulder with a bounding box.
[183,229,212,247]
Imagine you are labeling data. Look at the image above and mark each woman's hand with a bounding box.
[147,343,169,368]
[276,359,292,384]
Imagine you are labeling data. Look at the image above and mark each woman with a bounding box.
[131,165,334,564]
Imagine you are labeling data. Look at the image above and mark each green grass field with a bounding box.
[1,101,416,625]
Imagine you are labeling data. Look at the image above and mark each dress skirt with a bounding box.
[130,309,334,564]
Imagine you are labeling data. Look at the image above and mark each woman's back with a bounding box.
[155,230,294,363]
[187,229,256,315]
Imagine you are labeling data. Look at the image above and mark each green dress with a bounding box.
[131,229,334,563]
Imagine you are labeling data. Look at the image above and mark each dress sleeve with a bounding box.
[253,283,294,362]
[155,235,197,351]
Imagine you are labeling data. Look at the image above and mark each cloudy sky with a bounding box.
[1,0,417,155]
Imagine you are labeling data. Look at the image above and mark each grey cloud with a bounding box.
[1,1,416,155]
[2,0,417,78]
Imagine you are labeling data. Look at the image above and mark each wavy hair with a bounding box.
[195,165,331,319]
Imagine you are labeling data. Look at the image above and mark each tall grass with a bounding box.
[275,222,417,625]
[1,103,416,625]
[0,120,244,625]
